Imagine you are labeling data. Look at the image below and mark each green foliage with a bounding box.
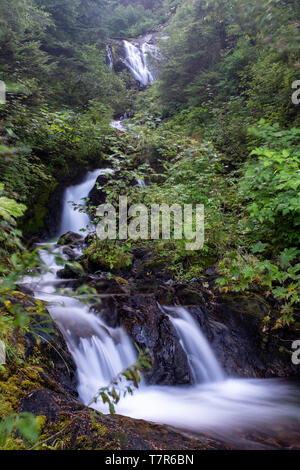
[239,122,300,248]
[107,4,163,37]
[0,412,40,449]
[106,0,179,37]
[0,205,47,448]
[0,0,53,81]
[0,184,26,220]
[217,248,300,329]
[84,240,133,272]
[156,0,300,156]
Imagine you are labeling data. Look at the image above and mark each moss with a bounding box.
[36,415,47,433]
[20,379,38,390]
[74,434,94,450]
[0,436,26,450]
[222,293,270,321]
[114,276,129,286]
[85,240,133,272]
[0,364,43,416]
[0,293,48,425]
[21,180,58,235]
[113,431,128,448]
[90,411,107,437]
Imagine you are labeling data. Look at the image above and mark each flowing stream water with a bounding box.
[25,170,300,449]
[24,42,300,447]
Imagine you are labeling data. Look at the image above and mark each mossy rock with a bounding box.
[174,286,205,305]
[85,240,133,273]
[57,231,84,246]
[21,180,58,235]
[57,261,85,279]
[221,293,270,321]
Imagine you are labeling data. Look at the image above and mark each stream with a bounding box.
[23,169,300,449]
[24,35,300,450]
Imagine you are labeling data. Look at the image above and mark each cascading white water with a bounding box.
[165,306,224,383]
[123,40,154,86]
[27,168,136,408]
[141,40,161,80]
[30,246,137,408]
[110,120,126,132]
[59,169,113,236]
[106,45,114,69]
[137,179,146,189]
[109,36,160,130]
[25,170,300,447]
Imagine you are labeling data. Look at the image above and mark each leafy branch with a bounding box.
[89,346,152,414]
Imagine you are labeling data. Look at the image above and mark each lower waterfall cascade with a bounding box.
[26,170,300,447]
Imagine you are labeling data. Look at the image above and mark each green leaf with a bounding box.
[251,242,268,254]
[0,197,26,220]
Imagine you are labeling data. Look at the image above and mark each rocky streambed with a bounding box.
[15,166,300,451]
[17,227,300,450]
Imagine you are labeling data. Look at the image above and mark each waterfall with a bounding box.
[30,247,137,407]
[109,36,160,131]
[29,168,136,407]
[24,169,300,445]
[165,306,224,383]
[123,39,155,86]
[106,45,114,69]
[137,179,146,189]
[48,292,137,406]
[58,169,113,236]
[110,120,126,132]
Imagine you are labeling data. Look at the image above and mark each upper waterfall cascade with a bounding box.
[123,38,159,86]
[108,35,160,132]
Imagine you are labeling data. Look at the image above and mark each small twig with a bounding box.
[35,333,70,376]
[29,423,71,450]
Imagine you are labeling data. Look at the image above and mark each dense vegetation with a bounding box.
[0,0,299,449]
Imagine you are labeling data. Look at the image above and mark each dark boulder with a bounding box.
[20,389,63,422]
[62,246,78,260]
[88,173,111,208]
[57,261,85,280]
[185,293,299,379]
[88,170,140,209]
[57,231,84,247]
[20,387,220,450]
[116,296,192,385]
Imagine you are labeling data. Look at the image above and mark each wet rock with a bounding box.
[187,292,299,379]
[62,246,78,260]
[173,285,205,305]
[21,389,62,422]
[92,277,130,295]
[57,231,84,247]
[20,387,224,450]
[57,261,85,280]
[16,283,35,296]
[117,296,192,385]
[88,173,110,207]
